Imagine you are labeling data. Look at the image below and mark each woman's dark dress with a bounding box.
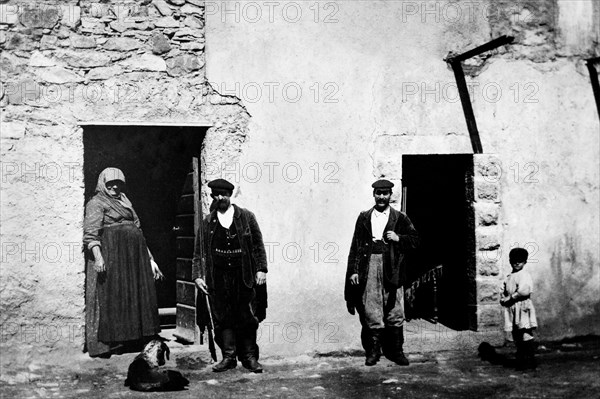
[83,195,160,357]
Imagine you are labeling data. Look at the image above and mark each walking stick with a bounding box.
[203,293,217,362]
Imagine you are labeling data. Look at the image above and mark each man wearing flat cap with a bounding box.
[193,179,268,373]
[345,179,419,366]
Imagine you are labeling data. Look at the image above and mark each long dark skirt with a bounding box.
[85,224,160,357]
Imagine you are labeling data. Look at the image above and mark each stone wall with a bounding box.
[0,0,248,367]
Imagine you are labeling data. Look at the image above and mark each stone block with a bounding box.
[6,79,42,104]
[120,53,167,72]
[59,50,111,68]
[36,67,84,84]
[151,33,171,54]
[477,278,501,303]
[476,226,501,251]
[70,35,96,49]
[181,4,203,15]
[19,6,61,29]
[183,16,203,29]
[476,251,500,276]
[83,3,112,18]
[61,5,81,29]
[474,203,498,226]
[3,33,37,51]
[180,42,205,51]
[477,304,502,328]
[474,154,501,181]
[153,0,173,16]
[166,54,202,77]
[80,17,106,33]
[103,37,143,52]
[155,16,180,28]
[1,122,26,139]
[475,180,499,202]
[86,66,123,80]
[0,5,20,25]
[40,35,58,50]
[29,51,56,67]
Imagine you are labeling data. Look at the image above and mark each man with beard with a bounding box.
[193,179,268,373]
[345,179,419,366]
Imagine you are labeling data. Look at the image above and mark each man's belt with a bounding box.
[214,248,243,258]
[372,240,388,254]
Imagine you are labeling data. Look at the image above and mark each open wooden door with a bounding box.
[173,158,201,343]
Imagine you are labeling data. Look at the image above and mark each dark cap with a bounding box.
[208,178,234,193]
[509,248,528,264]
[372,179,394,190]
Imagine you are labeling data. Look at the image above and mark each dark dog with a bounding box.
[478,342,511,367]
[124,339,189,392]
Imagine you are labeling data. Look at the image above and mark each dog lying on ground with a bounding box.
[478,342,513,367]
[124,339,189,392]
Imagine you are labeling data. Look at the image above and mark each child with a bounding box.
[501,247,538,370]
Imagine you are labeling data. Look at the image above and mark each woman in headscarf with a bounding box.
[83,167,164,358]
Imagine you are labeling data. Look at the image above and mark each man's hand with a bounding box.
[151,260,164,280]
[195,278,208,294]
[256,271,266,285]
[349,273,359,285]
[346,303,355,315]
[385,231,400,242]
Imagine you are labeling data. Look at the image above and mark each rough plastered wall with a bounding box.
[206,0,599,357]
[0,0,248,367]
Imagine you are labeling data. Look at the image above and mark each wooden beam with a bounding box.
[586,58,600,121]
[445,36,514,154]
[79,121,212,127]
[446,35,514,63]
[450,61,483,154]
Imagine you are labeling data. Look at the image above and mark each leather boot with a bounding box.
[389,326,409,366]
[213,329,237,372]
[365,329,382,366]
[382,326,393,361]
[238,329,263,373]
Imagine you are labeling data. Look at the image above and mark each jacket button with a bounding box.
[363,254,367,257]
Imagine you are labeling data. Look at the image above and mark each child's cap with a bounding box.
[509,247,528,264]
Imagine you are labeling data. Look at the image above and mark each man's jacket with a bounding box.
[345,206,419,309]
[192,204,268,320]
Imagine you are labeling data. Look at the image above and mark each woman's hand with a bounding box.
[256,271,266,285]
[151,260,164,281]
[94,257,105,273]
[195,278,208,294]
[92,246,105,273]
[349,273,359,285]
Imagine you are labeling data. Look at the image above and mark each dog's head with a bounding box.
[143,339,171,367]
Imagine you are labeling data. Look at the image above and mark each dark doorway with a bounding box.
[83,125,205,328]
[402,154,476,331]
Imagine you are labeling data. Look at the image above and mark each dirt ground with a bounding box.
[1,336,599,399]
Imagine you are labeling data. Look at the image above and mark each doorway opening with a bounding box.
[83,125,206,330]
[402,154,476,331]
